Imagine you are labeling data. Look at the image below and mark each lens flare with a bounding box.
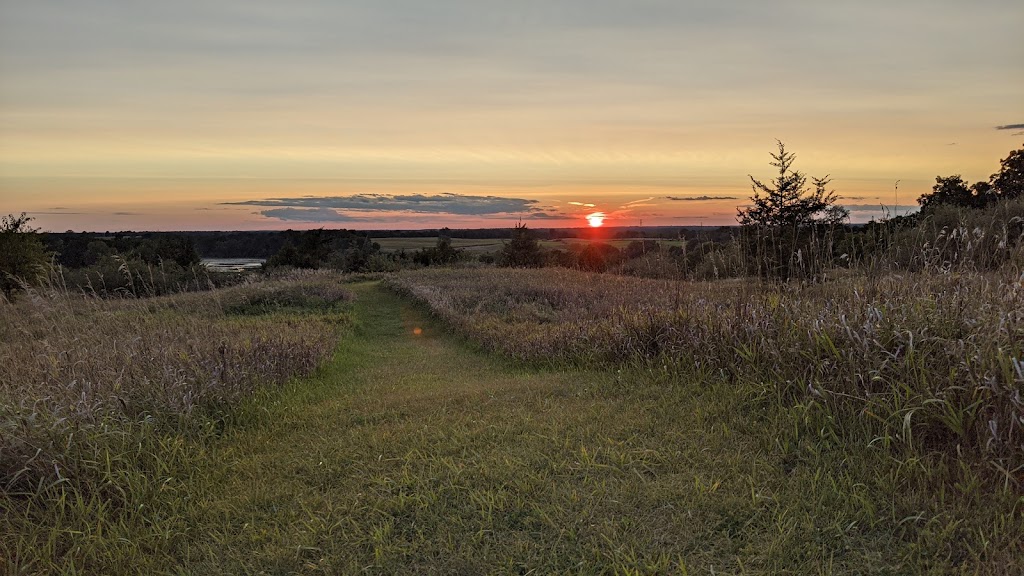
[586,212,605,227]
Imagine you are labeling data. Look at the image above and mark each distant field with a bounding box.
[539,237,687,250]
[373,237,507,253]
[373,236,688,253]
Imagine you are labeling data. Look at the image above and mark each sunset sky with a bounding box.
[1,1,1021,231]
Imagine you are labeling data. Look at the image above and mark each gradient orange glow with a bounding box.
[0,2,1021,231]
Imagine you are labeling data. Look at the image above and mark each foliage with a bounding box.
[265,229,383,272]
[497,223,544,267]
[917,175,980,213]
[738,141,846,229]
[412,236,464,266]
[737,142,848,279]
[0,213,50,300]
[991,144,1024,199]
[135,235,201,267]
[915,145,1024,212]
[577,242,622,272]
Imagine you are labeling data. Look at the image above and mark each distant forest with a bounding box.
[40,226,733,263]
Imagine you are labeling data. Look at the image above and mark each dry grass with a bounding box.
[387,267,1024,491]
[0,273,352,491]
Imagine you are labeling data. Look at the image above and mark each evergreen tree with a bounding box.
[737,141,847,279]
[497,224,543,267]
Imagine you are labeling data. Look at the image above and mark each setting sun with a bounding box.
[586,212,606,227]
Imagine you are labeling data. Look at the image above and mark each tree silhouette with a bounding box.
[497,223,543,267]
[1,213,50,300]
[737,141,847,279]
[917,175,976,213]
[991,145,1024,199]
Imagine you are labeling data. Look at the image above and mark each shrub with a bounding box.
[0,213,50,300]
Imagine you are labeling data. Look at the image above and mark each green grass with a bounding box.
[6,280,1020,573]
[193,284,1017,573]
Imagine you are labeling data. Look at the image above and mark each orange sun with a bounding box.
[586,212,606,227]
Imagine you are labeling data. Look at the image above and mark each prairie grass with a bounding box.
[176,283,1002,573]
[0,273,352,572]
[387,267,1024,568]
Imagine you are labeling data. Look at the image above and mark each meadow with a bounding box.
[2,231,1023,572]
[1,272,353,571]
[386,266,1024,570]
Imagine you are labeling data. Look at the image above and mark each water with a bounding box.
[201,258,265,273]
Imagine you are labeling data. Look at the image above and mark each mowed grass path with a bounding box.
[185,283,907,574]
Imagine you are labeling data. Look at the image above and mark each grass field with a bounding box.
[371,236,688,254]
[372,237,507,253]
[3,270,1022,573]
[539,238,688,251]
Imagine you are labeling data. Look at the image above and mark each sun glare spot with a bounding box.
[413,327,423,335]
[586,212,606,227]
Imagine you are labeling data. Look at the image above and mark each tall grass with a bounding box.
[386,267,1024,489]
[0,273,352,571]
[1,274,351,488]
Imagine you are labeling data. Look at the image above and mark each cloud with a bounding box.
[259,207,365,222]
[478,210,570,220]
[112,212,142,216]
[995,123,1024,130]
[841,204,918,211]
[622,197,655,206]
[29,211,86,215]
[568,201,596,207]
[226,193,543,216]
[665,195,738,201]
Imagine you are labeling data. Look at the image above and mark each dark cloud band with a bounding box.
[226,193,541,216]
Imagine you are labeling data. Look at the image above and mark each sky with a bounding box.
[1,0,1022,231]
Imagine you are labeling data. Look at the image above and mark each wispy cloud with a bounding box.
[568,201,596,208]
[665,195,738,201]
[995,123,1024,130]
[622,197,655,206]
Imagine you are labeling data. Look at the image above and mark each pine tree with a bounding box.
[737,141,847,279]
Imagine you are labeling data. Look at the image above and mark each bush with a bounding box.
[0,213,50,300]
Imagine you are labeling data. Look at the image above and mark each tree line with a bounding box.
[2,142,1021,298]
